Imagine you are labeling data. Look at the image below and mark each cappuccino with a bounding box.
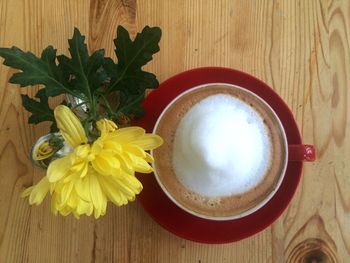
[152,84,287,219]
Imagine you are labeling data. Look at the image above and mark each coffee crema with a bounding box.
[152,84,287,219]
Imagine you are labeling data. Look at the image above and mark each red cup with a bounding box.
[136,67,317,243]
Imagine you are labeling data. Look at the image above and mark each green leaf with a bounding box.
[117,92,145,117]
[0,26,161,134]
[103,26,161,122]
[116,25,161,70]
[21,89,58,132]
[57,28,108,102]
[106,25,161,93]
[0,46,72,97]
[105,58,158,95]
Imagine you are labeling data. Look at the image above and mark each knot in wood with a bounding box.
[286,238,337,263]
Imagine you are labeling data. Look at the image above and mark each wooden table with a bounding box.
[0,0,349,262]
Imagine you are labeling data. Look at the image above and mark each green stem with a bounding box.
[99,95,118,118]
[71,101,88,110]
[106,71,125,93]
[72,35,93,105]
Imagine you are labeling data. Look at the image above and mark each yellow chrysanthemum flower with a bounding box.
[22,105,163,218]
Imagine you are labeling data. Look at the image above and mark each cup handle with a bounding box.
[288,144,316,162]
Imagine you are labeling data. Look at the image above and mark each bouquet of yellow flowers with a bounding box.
[0,26,163,218]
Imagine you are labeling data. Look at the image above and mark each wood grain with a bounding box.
[0,0,349,262]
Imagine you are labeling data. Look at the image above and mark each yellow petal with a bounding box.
[80,162,89,178]
[76,199,93,216]
[92,150,121,176]
[103,140,122,153]
[101,151,120,168]
[126,153,153,173]
[91,156,111,176]
[62,171,80,184]
[49,183,56,194]
[110,177,135,198]
[144,152,154,163]
[91,138,103,155]
[123,144,146,158]
[73,212,80,219]
[111,170,142,199]
[99,176,128,206]
[52,180,63,195]
[130,134,163,150]
[107,127,145,143]
[58,205,74,216]
[96,118,118,135]
[75,177,91,201]
[89,172,107,218]
[99,172,142,205]
[67,189,79,208]
[47,155,71,183]
[54,105,87,147]
[60,181,74,204]
[120,172,143,194]
[115,152,133,173]
[69,161,89,179]
[74,144,90,159]
[114,176,142,202]
[21,186,34,198]
[28,177,50,205]
[51,192,59,215]
[70,161,86,172]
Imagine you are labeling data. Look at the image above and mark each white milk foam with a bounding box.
[173,94,271,197]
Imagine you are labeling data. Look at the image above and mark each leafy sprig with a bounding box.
[21,89,57,132]
[0,25,161,135]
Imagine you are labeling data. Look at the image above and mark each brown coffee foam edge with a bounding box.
[152,84,286,218]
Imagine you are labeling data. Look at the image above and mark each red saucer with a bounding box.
[135,67,303,244]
